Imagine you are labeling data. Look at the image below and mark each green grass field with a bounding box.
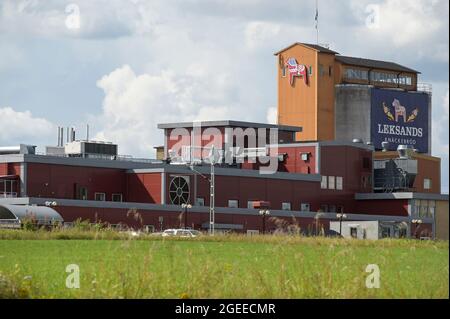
[0,230,448,299]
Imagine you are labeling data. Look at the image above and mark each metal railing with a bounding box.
[35,152,160,164]
[417,83,432,94]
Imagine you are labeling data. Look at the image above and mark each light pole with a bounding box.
[158,216,164,232]
[209,146,216,236]
[187,145,219,236]
[411,219,423,239]
[259,209,270,234]
[181,203,192,229]
[336,213,347,237]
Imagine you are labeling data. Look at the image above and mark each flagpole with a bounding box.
[316,0,319,45]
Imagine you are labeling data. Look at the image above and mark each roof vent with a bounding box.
[397,145,413,159]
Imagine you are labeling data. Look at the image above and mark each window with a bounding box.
[319,64,325,76]
[428,201,436,218]
[95,193,106,201]
[321,176,327,189]
[228,200,239,208]
[329,205,337,213]
[247,201,257,209]
[398,75,413,86]
[370,71,397,84]
[196,198,205,206]
[412,200,421,217]
[336,177,343,190]
[419,201,427,218]
[350,227,358,238]
[282,66,286,77]
[424,178,432,190]
[78,187,88,200]
[301,203,310,212]
[309,66,313,75]
[320,204,328,212]
[281,202,291,211]
[328,176,336,190]
[301,152,310,161]
[112,193,123,202]
[328,66,332,77]
[344,68,369,81]
[381,226,392,238]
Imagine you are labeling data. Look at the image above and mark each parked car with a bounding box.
[161,229,201,238]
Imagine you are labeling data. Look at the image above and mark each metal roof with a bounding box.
[0,204,64,223]
[157,120,302,132]
[274,42,339,55]
[335,55,420,74]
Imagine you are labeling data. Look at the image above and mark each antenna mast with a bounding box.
[315,0,319,44]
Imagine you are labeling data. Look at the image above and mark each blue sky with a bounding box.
[0,0,448,192]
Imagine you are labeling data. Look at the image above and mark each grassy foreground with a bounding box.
[0,230,448,299]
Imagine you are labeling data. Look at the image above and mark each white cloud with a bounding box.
[245,21,280,49]
[338,0,449,65]
[0,0,160,39]
[431,88,449,193]
[93,65,236,156]
[0,107,55,146]
[266,107,277,124]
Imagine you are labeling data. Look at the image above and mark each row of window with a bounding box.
[343,68,413,85]
[195,198,344,213]
[412,200,436,218]
[320,176,344,190]
[94,192,123,202]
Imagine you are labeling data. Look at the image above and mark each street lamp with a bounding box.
[411,219,423,238]
[187,145,219,236]
[259,209,270,234]
[181,203,192,229]
[336,213,347,237]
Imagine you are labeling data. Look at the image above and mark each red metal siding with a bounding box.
[0,163,7,176]
[278,145,317,174]
[54,205,329,234]
[355,199,409,216]
[190,173,320,210]
[26,163,126,201]
[127,173,162,204]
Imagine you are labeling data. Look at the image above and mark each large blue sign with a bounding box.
[371,88,429,153]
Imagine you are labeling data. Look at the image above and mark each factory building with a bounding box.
[0,42,448,239]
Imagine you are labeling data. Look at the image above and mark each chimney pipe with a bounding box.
[86,124,90,141]
[59,127,63,146]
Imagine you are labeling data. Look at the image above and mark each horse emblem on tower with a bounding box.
[285,58,309,86]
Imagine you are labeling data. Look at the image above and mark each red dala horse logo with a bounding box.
[382,98,419,123]
[285,58,308,86]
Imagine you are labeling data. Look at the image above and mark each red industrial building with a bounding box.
[0,43,448,239]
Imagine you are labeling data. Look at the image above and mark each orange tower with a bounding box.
[275,43,337,142]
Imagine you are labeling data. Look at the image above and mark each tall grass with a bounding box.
[0,232,448,299]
